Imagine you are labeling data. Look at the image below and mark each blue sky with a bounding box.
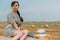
[0,0,60,22]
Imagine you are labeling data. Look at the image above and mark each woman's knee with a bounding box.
[18,31,23,36]
[14,31,23,36]
[23,30,28,34]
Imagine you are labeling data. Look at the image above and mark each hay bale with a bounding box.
[45,24,49,28]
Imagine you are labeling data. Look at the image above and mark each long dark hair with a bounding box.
[11,1,23,22]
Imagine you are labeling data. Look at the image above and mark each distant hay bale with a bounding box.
[45,24,49,28]
[31,24,35,28]
[57,25,60,27]
[50,24,54,26]
[0,24,3,28]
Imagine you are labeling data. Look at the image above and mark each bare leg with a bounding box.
[12,31,23,40]
[20,30,28,40]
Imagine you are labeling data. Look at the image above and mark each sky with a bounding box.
[0,0,60,22]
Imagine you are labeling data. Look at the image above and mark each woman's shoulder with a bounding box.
[7,11,14,16]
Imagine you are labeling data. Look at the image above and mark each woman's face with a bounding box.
[12,3,19,12]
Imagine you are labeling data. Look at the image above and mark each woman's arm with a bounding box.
[7,14,21,31]
[13,22,20,31]
[18,26,25,30]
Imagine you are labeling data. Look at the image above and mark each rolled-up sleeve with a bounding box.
[7,14,15,24]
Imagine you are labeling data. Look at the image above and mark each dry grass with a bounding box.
[0,21,60,40]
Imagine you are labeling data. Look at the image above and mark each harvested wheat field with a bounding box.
[0,21,60,40]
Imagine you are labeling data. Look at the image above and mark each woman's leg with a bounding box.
[12,31,23,40]
[20,30,28,40]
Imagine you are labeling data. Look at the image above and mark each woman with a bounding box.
[4,1,28,40]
